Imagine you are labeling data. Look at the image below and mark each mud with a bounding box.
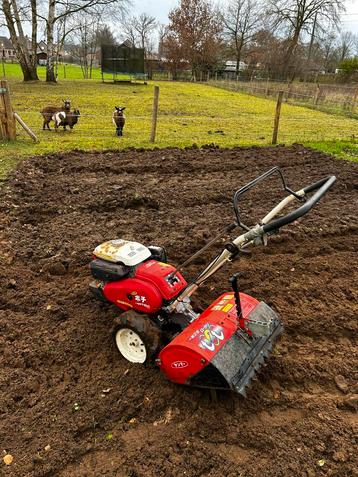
[0,145,357,477]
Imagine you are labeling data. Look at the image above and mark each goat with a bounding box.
[41,99,71,131]
[52,109,80,132]
[112,106,126,137]
[53,111,66,132]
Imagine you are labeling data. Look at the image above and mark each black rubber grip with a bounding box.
[262,176,336,233]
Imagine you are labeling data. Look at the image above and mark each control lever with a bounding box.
[229,273,242,319]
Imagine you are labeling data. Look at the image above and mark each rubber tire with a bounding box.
[112,311,161,364]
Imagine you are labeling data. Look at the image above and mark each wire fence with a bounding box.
[12,110,357,145]
[150,71,358,117]
[2,77,357,148]
[209,78,358,117]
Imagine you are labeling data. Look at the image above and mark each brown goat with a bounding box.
[41,99,71,131]
[112,106,126,137]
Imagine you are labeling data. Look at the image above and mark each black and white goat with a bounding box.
[112,106,126,137]
[52,109,80,132]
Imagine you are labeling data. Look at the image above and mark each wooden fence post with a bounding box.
[351,86,358,113]
[150,85,160,143]
[272,90,284,145]
[314,83,320,105]
[265,77,270,97]
[0,80,16,140]
[287,82,292,102]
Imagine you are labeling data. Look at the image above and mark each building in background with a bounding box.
[0,37,16,60]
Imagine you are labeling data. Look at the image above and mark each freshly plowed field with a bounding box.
[0,145,357,477]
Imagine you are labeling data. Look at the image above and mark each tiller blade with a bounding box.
[159,293,283,396]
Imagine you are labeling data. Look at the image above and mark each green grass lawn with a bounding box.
[1,62,107,80]
[0,70,357,178]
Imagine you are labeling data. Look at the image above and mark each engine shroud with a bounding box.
[102,260,187,314]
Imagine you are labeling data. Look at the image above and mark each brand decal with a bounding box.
[189,323,225,352]
[134,294,147,303]
[171,361,189,369]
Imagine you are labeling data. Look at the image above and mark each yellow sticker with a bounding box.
[221,303,233,313]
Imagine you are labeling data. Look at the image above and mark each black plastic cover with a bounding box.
[90,258,130,282]
[148,246,167,263]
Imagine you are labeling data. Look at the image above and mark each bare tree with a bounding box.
[221,0,263,78]
[37,0,128,82]
[337,30,356,62]
[317,30,338,72]
[68,13,115,79]
[157,23,166,57]
[267,0,344,78]
[1,0,39,81]
[122,13,157,56]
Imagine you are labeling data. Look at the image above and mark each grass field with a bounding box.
[1,62,105,80]
[0,68,357,178]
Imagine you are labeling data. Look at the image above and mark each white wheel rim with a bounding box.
[115,328,147,363]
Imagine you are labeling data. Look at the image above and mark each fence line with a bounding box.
[2,80,357,148]
[209,78,358,115]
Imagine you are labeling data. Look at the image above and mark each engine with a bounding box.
[89,240,187,314]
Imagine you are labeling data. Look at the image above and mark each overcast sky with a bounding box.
[0,0,357,36]
[131,0,358,33]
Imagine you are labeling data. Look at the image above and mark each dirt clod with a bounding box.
[335,375,349,393]
[43,261,67,276]
[341,394,358,411]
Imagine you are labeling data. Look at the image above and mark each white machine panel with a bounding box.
[93,239,151,266]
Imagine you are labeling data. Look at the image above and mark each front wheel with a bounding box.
[113,311,161,364]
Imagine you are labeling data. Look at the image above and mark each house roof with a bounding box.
[0,37,14,49]
[120,40,134,48]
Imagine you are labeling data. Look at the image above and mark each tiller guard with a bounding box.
[159,293,283,396]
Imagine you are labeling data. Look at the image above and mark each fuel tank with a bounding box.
[103,260,187,314]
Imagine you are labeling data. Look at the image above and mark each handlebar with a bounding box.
[233,167,336,234]
[233,166,303,231]
[262,175,336,233]
[167,170,336,310]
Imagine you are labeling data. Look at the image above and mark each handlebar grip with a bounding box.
[262,176,336,233]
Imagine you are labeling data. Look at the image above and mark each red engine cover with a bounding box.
[159,292,259,385]
[103,260,187,314]
[135,260,187,301]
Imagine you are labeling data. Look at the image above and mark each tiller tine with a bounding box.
[159,293,284,396]
[206,316,283,396]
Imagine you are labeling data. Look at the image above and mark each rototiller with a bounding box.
[89,167,336,395]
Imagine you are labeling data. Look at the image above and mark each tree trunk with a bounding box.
[46,0,57,82]
[30,0,38,73]
[282,30,300,79]
[235,37,243,79]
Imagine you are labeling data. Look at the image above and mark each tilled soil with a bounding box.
[0,145,357,477]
